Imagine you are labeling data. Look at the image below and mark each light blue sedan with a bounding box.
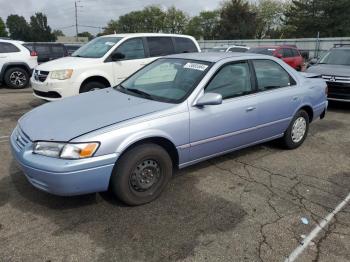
[10,53,328,205]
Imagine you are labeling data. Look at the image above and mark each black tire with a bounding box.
[281,110,309,149]
[80,81,107,93]
[4,67,29,89]
[110,143,173,206]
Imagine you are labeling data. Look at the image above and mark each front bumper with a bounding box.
[31,77,80,101]
[10,127,119,196]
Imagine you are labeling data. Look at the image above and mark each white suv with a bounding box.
[0,39,38,88]
[31,33,200,100]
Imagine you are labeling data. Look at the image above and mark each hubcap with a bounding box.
[291,117,307,143]
[130,159,161,192]
[10,71,26,87]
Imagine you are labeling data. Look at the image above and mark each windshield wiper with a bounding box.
[124,88,155,100]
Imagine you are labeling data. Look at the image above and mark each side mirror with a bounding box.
[309,58,318,65]
[111,52,125,61]
[195,93,222,107]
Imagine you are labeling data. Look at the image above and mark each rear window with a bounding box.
[51,45,65,56]
[0,42,20,53]
[174,37,197,53]
[147,37,175,57]
[248,47,275,56]
[291,49,300,57]
[35,45,50,56]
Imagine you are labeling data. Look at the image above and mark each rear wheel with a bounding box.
[80,81,107,93]
[281,110,309,149]
[110,143,173,206]
[4,67,29,89]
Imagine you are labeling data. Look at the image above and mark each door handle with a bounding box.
[246,106,256,112]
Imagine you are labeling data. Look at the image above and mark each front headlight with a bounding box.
[50,69,73,80]
[33,141,99,159]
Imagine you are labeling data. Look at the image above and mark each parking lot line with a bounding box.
[0,136,9,139]
[285,192,350,262]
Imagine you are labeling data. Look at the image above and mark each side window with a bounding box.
[291,49,300,57]
[282,48,293,58]
[147,37,174,57]
[115,38,145,60]
[0,43,20,53]
[205,61,253,99]
[174,37,197,53]
[253,59,296,91]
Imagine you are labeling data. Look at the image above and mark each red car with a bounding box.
[248,45,303,71]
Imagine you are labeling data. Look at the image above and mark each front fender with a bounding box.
[115,129,177,155]
[74,69,114,87]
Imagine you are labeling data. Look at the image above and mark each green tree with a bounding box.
[6,15,31,41]
[217,0,257,39]
[0,17,8,37]
[254,0,286,39]
[163,6,188,34]
[52,29,65,38]
[186,11,220,40]
[29,12,55,41]
[77,31,94,40]
[282,0,350,38]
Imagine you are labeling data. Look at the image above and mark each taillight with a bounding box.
[30,51,38,57]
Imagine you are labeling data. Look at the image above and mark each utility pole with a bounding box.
[75,1,78,41]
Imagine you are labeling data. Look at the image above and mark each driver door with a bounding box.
[111,38,154,85]
[189,61,259,161]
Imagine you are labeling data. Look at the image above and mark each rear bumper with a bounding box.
[10,127,119,196]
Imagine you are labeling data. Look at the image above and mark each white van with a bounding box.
[31,33,201,100]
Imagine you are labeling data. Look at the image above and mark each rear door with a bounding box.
[0,42,9,72]
[189,60,258,161]
[251,59,302,138]
[0,42,21,70]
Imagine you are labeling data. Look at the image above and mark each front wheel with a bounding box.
[281,110,309,149]
[80,81,106,93]
[4,67,29,89]
[110,143,173,206]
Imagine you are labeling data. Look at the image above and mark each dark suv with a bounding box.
[23,43,68,63]
[307,46,350,102]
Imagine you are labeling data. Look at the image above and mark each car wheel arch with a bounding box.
[116,135,179,168]
[298,105,314,123]
[1,63,31,80]
[79,75,111,92]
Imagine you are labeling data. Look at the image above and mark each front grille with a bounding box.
[325,79,350,100]
[34,90,62,99]
[15,127,31,151]
[33,70,49,82]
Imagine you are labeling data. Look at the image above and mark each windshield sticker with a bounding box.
[105,42,115,46]
[184,63,208,71]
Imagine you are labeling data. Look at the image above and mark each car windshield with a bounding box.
[248,47,275,55]
[71,37,122,58]
[318,49,350,65]
[116,58,211,103]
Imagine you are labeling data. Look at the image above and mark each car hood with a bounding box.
[19,88,174,142]
[307,64,350,76]
[35,56,100,71]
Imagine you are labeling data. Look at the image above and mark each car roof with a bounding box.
[165,52,267,63]
[0,39,24,44]
[100,33,194,39]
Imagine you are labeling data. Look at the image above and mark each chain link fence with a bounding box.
[198,37,350,59]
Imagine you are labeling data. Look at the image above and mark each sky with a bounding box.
[0,0,223,36]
